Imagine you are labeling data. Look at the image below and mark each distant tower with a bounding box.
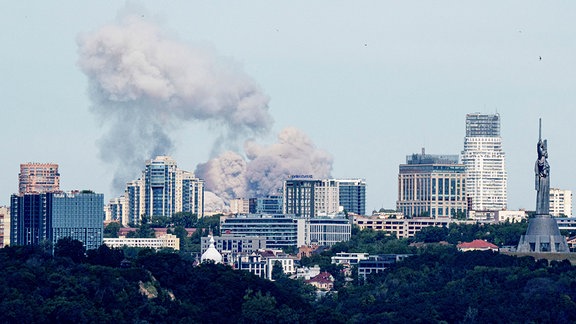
[19,163,60,195]
[461,113,507,212]
[517,119,569,253]
[397,149,467,218]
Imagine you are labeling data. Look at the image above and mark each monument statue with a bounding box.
[534,120,550,215]
[517,119,570,253]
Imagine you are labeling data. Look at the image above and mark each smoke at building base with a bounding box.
[196,127,333,205]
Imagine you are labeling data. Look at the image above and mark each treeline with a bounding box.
[2,222,576,323]
[317,245,576,323]
[0,243,315,323]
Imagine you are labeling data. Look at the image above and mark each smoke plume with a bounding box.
[77,13,272,191]
[196,127,333,203]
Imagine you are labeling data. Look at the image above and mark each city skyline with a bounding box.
[2,2,576,212]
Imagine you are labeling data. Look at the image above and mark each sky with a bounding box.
[2,1,576,213]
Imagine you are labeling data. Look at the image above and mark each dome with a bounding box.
[201,235,222,264]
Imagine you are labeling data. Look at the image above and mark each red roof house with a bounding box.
[457,239,498,252]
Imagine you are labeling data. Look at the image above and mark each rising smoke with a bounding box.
[77,13,272,191]
[78,11,333,207]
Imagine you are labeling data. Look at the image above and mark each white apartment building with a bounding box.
[103,234,180,250]
[461,113,507,212]
[110,156,204,225]
[549,188,572,217]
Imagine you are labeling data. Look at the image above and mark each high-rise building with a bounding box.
[283,177,340,218]
[549,188,572,217]
[18,163,60,195]
[461,113,507,211]
[10,191,104,250]
[51,191,104,251]
[397,149,467,218]
[336,179,366,215]
[10,193,52,246]
[145,156,178,218]
[113,156,204,225]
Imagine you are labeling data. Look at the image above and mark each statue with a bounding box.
[534,119,550,215]
[517,118,570,253]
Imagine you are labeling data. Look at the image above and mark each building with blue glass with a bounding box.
[11,191,104,250]
[336,179,366,215]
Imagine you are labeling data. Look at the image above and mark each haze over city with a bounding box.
[2,2,576,212]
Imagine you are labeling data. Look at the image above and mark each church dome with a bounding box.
[201,235,222,264]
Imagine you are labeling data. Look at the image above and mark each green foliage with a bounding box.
[103,222,121,238]
[411,221,528,246]
[2,238,576,323]
[54,237,86,263]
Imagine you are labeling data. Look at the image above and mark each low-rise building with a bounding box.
[496,210,527,223]
[457,239,498,252]
[306,272,334,291]
[354,215,462,238]
[104,234,180,250]
[200,235,266,264]
[331,252,369,266]
[357,254,412,280]
[220,214,351,248]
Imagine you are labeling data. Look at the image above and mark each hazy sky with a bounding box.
[2,2,576,213]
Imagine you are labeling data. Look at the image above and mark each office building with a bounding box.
[201,235,267,263]
[11,191,104,250]
[397,149,467,218]
[18,163,60,195]
[549,188,572,217]
[250,195,283,214]
[220,214,351,248]
[461,113,507,211]
[283,176,340,218]
[51,191,104,251]
[10,193,52,246]
[336,179,366,215]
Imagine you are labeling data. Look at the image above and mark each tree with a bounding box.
[104,222,121,238]
[54,237,85,263]
[271,261,285,281]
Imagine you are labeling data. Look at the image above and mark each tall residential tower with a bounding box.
[461,113,507,212]
[18,163,60,195]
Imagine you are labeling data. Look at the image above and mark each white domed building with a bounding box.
[200,235,223,264]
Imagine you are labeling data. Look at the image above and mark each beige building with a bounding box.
[0,206,9,247]
[397,150,467,218]
[18,162,60,194]
[353,215,469,239]
[230,198,250,214]
[549,188,572,217]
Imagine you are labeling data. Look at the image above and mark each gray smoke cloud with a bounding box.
[196,127,333,203]
[77,13,272,192]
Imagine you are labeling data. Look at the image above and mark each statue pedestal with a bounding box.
[517,215,569,253]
